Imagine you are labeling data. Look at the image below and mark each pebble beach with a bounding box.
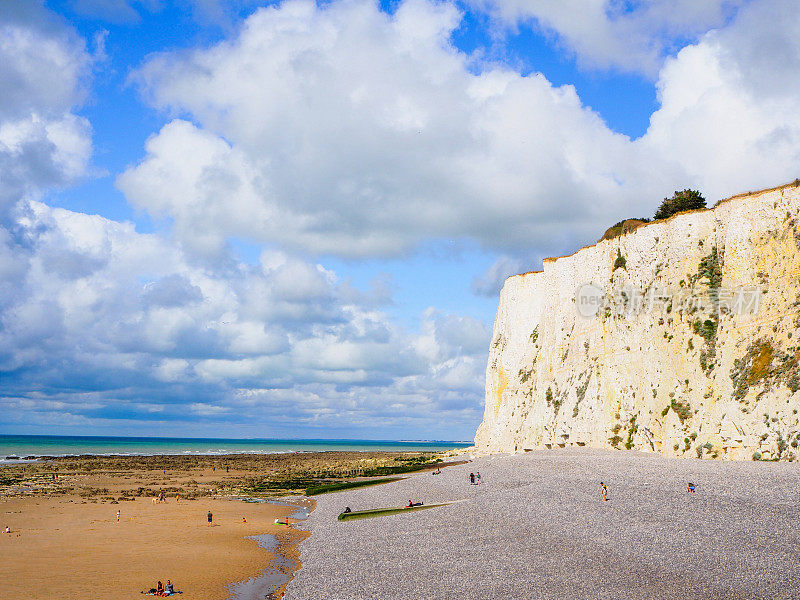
[286,448,800,600]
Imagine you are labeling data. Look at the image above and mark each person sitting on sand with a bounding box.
[242,516,247,523]
[165,580,174,595]
[156,581,164,596]
[3,526,9,534]
[687,482,696,493]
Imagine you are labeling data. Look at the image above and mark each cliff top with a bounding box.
[508,179,800,283]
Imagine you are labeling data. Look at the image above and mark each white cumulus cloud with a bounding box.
[123,0,644,259]
[638,0,800,198]
[467,0,746,76]
[0,2,93,218]
[123,0,800,270]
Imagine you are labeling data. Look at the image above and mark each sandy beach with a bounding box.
[0,451,441,599]
[0,494,304,599]
[287,448,800,600]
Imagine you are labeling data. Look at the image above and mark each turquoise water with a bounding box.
[0,435,471,459]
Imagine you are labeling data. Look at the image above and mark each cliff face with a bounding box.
[475,182,800,460]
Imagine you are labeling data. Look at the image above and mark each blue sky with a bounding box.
[2,0,799,440]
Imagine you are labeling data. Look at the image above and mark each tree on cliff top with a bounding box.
[653,189,706,220]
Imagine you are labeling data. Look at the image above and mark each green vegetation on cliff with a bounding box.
[654,189,706,220]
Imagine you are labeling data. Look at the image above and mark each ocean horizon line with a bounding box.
[0,433,471,443]
[0,434,472,461]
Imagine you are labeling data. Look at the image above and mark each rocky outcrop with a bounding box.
[475,181,800,460]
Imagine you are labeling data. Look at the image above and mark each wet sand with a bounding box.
[0,494,306,599]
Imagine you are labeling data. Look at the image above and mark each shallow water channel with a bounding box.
[227,500,310,600]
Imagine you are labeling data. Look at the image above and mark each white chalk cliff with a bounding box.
[475,181,800,460]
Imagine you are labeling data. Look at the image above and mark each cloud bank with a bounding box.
[1,201,489,437]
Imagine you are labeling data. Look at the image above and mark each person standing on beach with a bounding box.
[207,510,213,526]
[469,472,475,485]
[600,481,608,501]
[116,509,120,522]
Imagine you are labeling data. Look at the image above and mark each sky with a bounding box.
[1,0,799,441]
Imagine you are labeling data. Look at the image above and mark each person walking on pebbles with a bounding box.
[469,472,475,485]
[476,471,482,484]
[600,481,608,501]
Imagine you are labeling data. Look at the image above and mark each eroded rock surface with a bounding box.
[475,182,800,460]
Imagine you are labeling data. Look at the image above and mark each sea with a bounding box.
[0,434,472,461]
